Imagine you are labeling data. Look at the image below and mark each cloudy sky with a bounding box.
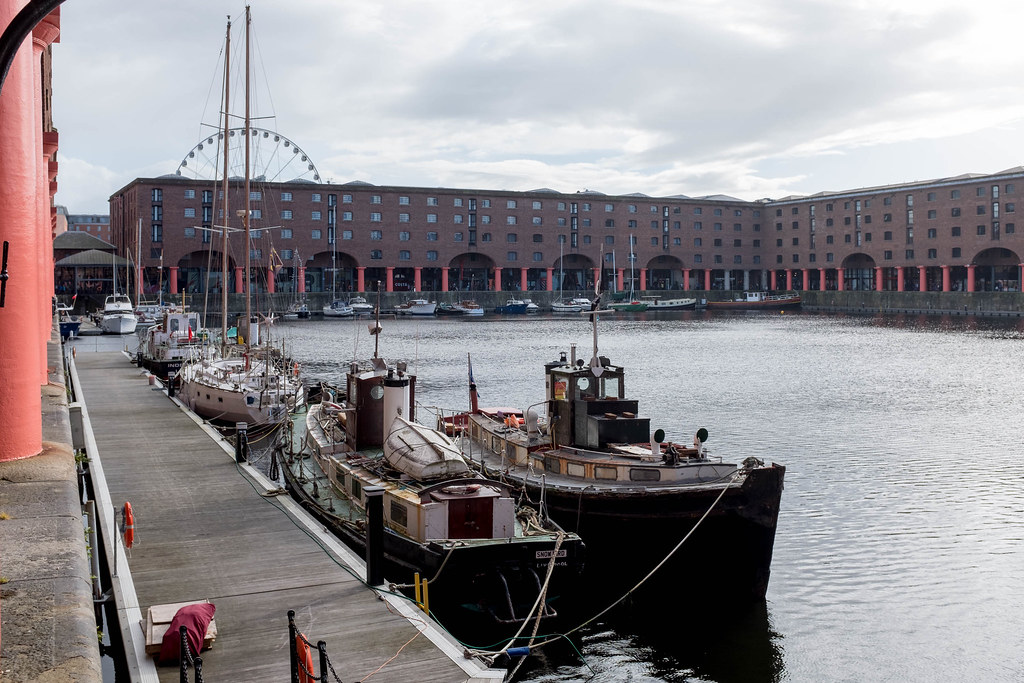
[51,0,1024,214]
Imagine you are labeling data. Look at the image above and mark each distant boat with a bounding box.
[100,293,138,334]
[522,299,541,314]
[705,291,802,310]
[551,297,592,313]
[494,297,528,314]
[283,301,311,319]
[394,298,436,316]
[607,298,648,312]
[322,300,354,318]
[639,295,697,310]
[348,296,374,314]
[136,308,209,381]
[455,300,484,316]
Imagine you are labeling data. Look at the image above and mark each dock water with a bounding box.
[71,350,501,682]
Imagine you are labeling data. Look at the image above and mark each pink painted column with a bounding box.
[967,264,975,292]
[0,10,43,460]
[441,267,449,291]
[520,267,528,292]
[169,266,179,293]
[296,266,305,293]
[356,266,365,292]
[770,270,777,290]
[266,267,275,293]
[874,267,883,292]
[493,267,502,291]
[819,269,826,291]
[941,265,951,292]
[386,266,394,292]
[616,268,624,291]
[414,266,422,292]
[897,267,905,292]
[682,268,690,291]
[639,268,647,292]
[704,270,711,290]
[234,266,243,293]
[918,266,927,292]
[545,267,553,292]
[592,267,600,292]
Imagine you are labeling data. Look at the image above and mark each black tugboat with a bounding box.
[457,305,785,603]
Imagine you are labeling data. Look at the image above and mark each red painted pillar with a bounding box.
[967,264,976,292]
[897,267,905,292]
[874,267,883,292]
[616,268,624,291]
[681,268,690,291]
[386,266,394,292]
[0,8,43,460]
[941,265,951,292]
[296,267,305,294]
[233,266,243,293]
[520,267,528,292]
[818,269,826,291]
[441,267,449,292]
[837,268,844,291]
[33,20,58,382]
[357,266,365,292]
[785,269,792,290]
[770,270,777,290]
[639,268,647,292]
[704,269,711,290]
[545,267,553,292]
[169,266,179,293]
[266,267,275,293]
[918,266,927,292]
[414,266,422,292]
[493,267,502,291]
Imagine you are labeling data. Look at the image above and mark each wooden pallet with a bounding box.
[142,599,218,656]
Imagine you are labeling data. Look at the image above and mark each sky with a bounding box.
[51,0,1024,214]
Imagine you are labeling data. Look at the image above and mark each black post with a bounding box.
[317,641,328,682]
[288,610,299,683]
[235,422,248,463]
[167,371,176,398]
[364,485,385,586]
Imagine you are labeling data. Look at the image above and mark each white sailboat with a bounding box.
[551,242,590,312]
[177,7,304,431]
[100,249,137,334]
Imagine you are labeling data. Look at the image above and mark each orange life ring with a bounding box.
[293,362,300,377]
[122,501,134,549]
[296,633,315,683]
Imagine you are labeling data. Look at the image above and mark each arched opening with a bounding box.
[841,253,877,290]
[449,252,496,291]
[972,247,1021,291]
[177,250,234,294]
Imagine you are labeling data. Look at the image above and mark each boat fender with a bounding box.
[122,501,135,549]
[296,632,315,683]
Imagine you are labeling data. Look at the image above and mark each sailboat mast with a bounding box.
[243,4,252,339]
[135,217,141,307]
[219,16,231,346]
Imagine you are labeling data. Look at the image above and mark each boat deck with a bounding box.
[73,351,499,682]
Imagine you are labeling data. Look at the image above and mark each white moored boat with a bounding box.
[100,293,138,334]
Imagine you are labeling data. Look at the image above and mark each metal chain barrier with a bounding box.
[288,609,344,683]
[178,625,204,683]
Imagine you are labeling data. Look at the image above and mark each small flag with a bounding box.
[468,354,481,398]
[188,326,193,341]
[71,293,77,303]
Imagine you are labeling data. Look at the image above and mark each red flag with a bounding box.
[188,326,193,341]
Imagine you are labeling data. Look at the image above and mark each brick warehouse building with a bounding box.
[108,166,1024,299]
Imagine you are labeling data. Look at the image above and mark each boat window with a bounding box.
[600,375,621,398]
[169,319,180,332]
[351,478,361,499]
[505,443,516,461]
[491,436,502,452]
[334,471,345,487]
[390,501,408,528]
[629,468,660,482]
[595,466,617,480]
[566,462,586,477]
[543,455,561,474]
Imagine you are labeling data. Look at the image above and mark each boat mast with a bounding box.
[219,15,231,348]
[243,4,252,344]
[135,217,141,307]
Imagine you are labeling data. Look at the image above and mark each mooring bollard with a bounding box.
[364,485,385,586]
[287,610,299,683]
[235,422,248,463]
[167,372,176,398]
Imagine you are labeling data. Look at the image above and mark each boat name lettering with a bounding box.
[535,549,567,559]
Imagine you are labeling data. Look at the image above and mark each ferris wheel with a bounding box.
[175,126,322,184]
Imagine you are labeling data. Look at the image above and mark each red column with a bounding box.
[897,267,905,292]
[414,266,422,292]
[0,12,43,460]
[918,266,927,292]
[785,269,792,290]
[33,21,58,382]
[837,268,844,291]
[819,269,826,291]
[704,269,711,290]
[520,267,528,292]
[639,268,647,292]
[234,266,243,293]
[942,265,951,292]
[967,264,976,292]
[874,267,883,292]
[770,270,777,290]
[441,266,449,292]
[493,267,502,291]
[682,268,690,291]
[169,266,179,293]
[386,266,394,292]
[266,267,275,293]
[545,267,553,292]
[357,266,365,292]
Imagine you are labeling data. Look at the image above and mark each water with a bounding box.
[168,311,1024,681]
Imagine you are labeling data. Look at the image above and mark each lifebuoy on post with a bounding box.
[293,362,300,377]
[296,632,315,683]
[122,502,134,549]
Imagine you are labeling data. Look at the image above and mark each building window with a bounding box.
[427,213,437,223]
[370,212,382,222]
[202,190,213,203]
[342,211,353,221]
[453,214,463,224]
[605,219,615,228]
[281,192,292,201]
[481,215,491,224]
[342,230,352,240]
[370,195,382,204]
[249,209,262,220]
[532,233,543,243]
[906,250,914,259]
[533,252,543,262]
[482,233,492,242]
[952,247,961,258]
[280,228,292,239]
[249,191,261,200]
[281,249,293,260]
[426,231,438,241]
[506,233,518,243]
[694,208,703,215]
[398,231,410,241]
[342,194,352,203]
[826,235,834,244]
[694,237,702,247]
[311,211,322,221]
[694,254,703,263]
[928,248,937,259]
[453,197,463,207]
[184,227,195,238]
[370,250,382,260]
[977,225,986,235]
[311,193,321,202]
[715,223,722,231]
[399,251,411,261]
[884,250,893,260]
[152,206,163,221]
[507,251,518,261]
[151,189,162,202]
[951,189,961,199]
[1006,223,1015,234]
[184,208,195,218]
[399,196,410,205]
[282,210,293,220]
[605,236,615,245]
[312,229,322,239]
[507,199,517,209]
[507,216,517,225]
[951,226,960,236]
[370,230,383,240]
[426,250,438,261]
[533,216,543,225]
[454,232,464,242]
[427,196,438,206]
[976,205,986,215]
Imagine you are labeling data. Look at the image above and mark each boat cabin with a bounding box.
[345,360,417,450]
[545,353,650,450]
